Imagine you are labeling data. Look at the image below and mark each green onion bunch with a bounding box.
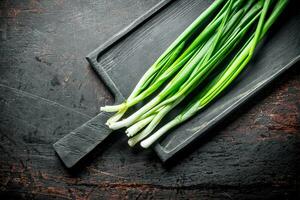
[101,0,288,148]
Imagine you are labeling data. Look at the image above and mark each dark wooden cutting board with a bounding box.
[54,0,300,168]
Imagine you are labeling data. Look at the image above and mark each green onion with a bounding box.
[100,0,288,149]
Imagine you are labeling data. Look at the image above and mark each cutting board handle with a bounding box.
[53,112,113,168]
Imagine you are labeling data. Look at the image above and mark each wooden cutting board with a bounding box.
[54,0,300,168]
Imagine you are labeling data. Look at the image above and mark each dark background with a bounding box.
[0,0,299,199]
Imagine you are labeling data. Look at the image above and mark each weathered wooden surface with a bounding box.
[0,0,299,199]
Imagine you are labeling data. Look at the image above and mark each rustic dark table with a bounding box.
[0,0,299,199]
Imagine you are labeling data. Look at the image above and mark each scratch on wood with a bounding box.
[87,167,127,180]
[0,83,92,118]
